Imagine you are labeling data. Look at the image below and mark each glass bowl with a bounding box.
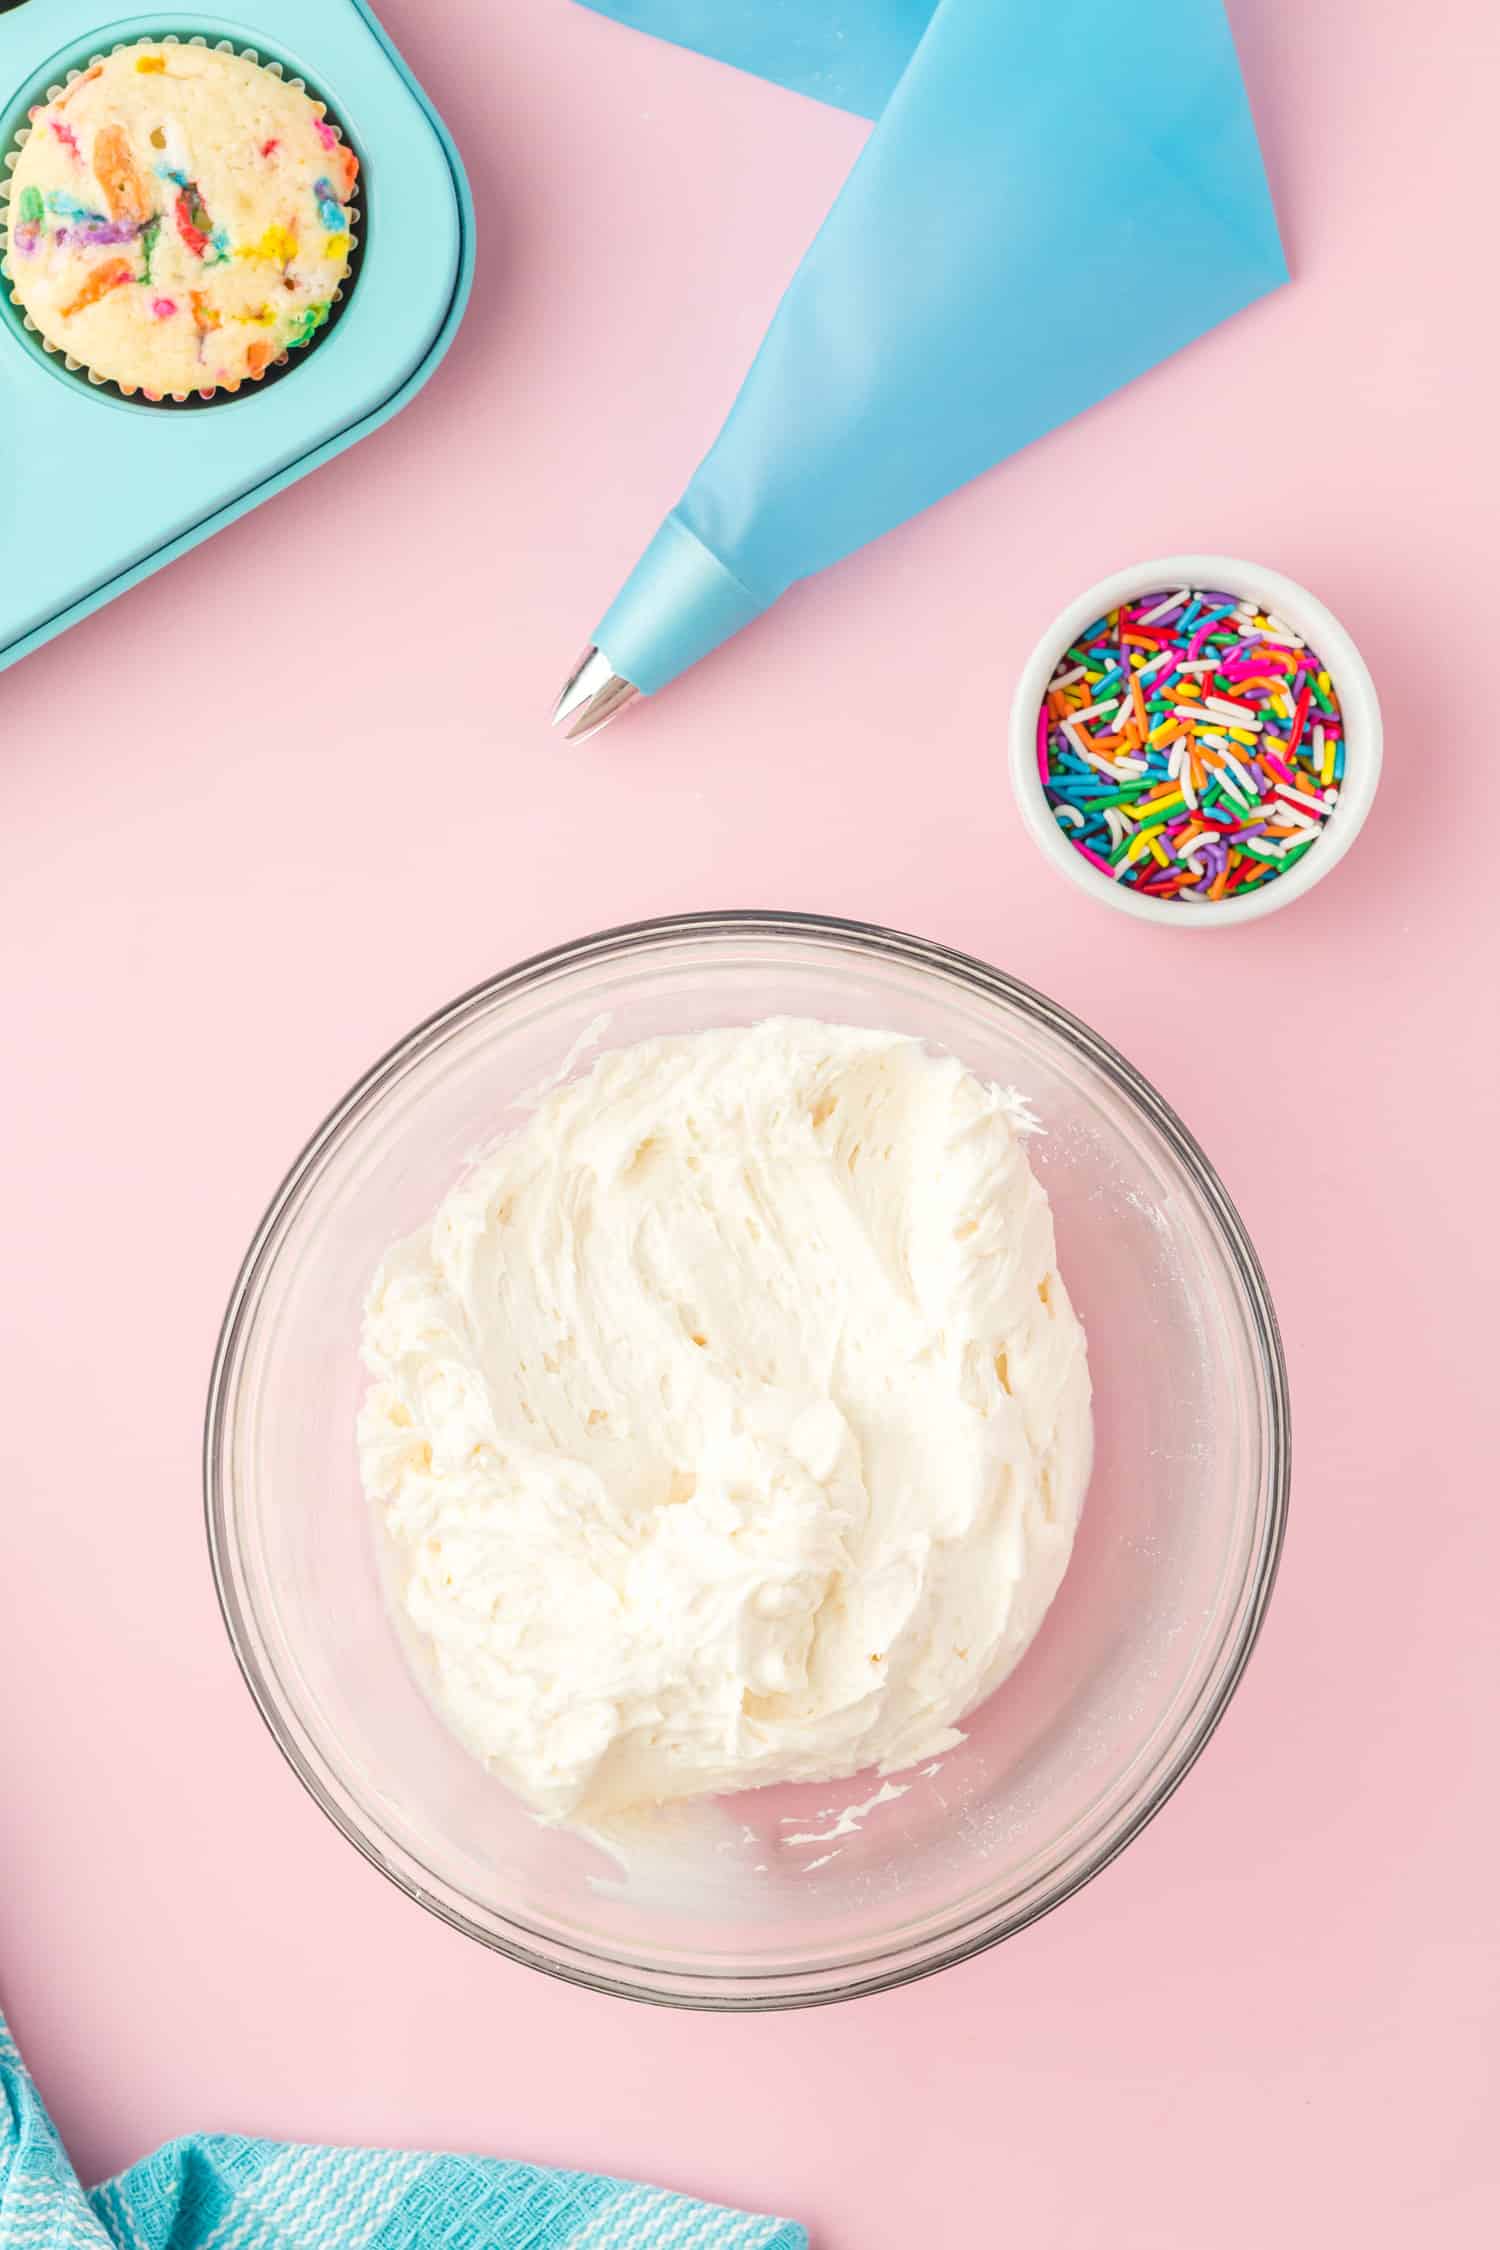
[206,912,1288,2009]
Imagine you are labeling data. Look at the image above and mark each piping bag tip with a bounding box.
[550,647,640,743]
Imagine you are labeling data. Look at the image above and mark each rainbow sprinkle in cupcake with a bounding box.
[1,39,358,400]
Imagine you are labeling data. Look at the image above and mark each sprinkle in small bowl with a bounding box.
[1009,556,1382,926]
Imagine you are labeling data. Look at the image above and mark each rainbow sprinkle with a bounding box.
[1037,589,1346,902]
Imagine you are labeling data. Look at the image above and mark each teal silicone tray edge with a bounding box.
[0,0,475,676]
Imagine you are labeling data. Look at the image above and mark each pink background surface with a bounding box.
[2,0,1497,2241]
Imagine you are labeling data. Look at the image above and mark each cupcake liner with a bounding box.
[0,33,362,405]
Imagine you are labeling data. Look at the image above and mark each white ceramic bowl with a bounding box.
[1008,555,1383,927]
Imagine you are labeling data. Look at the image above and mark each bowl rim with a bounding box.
[1008,553,1383,928]
[205,909,1290,2008]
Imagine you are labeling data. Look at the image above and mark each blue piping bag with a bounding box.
[575,0,936,119]
[558,0,1285,733]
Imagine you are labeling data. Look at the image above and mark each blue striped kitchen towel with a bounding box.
[1,2012,806,2250]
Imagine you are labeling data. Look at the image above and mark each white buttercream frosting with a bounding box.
[358,1021,1092,1827]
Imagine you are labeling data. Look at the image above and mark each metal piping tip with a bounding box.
[551,646,640,743]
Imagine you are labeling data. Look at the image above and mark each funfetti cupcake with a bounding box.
[1,39,359,400]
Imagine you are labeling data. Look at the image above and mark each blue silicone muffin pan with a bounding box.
[0,1,473,673]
